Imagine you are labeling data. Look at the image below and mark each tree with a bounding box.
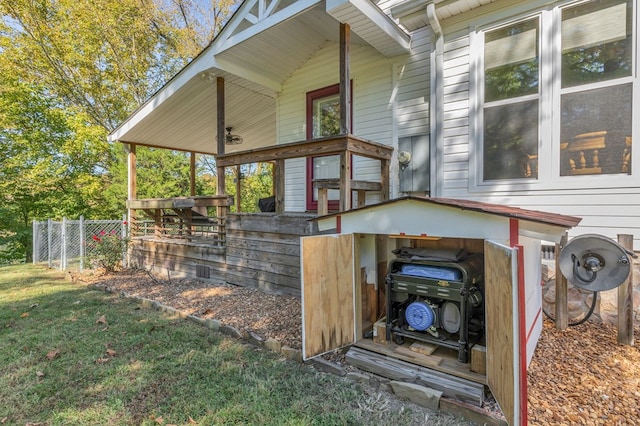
[0,0,238,262]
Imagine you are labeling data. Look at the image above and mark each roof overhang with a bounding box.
[108,0,409,155]
[391,0,497,32]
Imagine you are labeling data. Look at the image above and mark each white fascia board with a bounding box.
[108,51,215,143]
[214,0,322,54]
[327,0,410,52]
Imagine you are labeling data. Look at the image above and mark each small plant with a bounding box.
[87,224,129,272]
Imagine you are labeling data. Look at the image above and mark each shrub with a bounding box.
[87,226,129,272]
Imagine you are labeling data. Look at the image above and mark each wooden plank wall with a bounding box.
[129,239,226,280]
[224,213,317,296]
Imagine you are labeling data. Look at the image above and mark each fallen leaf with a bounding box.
[154,416,163,424]
[188,416,197,424]
[95,358,110,364]
[96,315,107,325]
[1,416,7,423]
[106,349,117,357]
[46,349,60,360]
[36,371,45,378]
[20,312,29,318]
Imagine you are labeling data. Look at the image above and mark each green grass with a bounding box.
[0,264,468,425]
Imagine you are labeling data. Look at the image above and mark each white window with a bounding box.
[477,0,634,185]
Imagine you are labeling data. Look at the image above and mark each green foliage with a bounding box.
[0,0,239,262]
[86,227,130,272]
[222,163,274,213]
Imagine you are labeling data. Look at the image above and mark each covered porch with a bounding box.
[109,0,406,292]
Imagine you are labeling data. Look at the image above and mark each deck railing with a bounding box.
[132,217,226,247]
[127,195,233,247]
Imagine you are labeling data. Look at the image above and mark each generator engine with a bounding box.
[385,252,484,363]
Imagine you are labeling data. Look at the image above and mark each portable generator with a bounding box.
[385,252,485,363]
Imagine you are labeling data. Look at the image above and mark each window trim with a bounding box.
[305,83,353,211]
[469,1,636,192]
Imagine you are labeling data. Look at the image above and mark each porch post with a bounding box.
[190,152,196,196]
[127,143,137,229]
[235,165,242,212]
[216,76,227,217]
[339,23,351,135]
[380,158,390,201]
[340,150,352,211]
[274,159,285,214]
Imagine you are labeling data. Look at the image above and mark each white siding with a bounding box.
[278,42,395,211]
[395,27,431,138]
[441,35,471,193]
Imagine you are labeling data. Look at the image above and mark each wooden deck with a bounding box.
[128,212,317,295]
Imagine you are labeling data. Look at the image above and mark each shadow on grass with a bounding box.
[0,265,467,426]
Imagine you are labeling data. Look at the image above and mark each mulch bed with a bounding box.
[78,269,640,425]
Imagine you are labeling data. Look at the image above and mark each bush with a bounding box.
[87,226,129,272]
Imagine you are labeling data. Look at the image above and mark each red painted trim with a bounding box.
[305,83,353,211]
[516,244,528,426]
[336,215,342,233]
[527,307,542,343]
[509,218,519,247]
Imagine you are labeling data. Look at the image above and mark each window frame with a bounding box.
[305,83,353,211]
[470,0,637,192]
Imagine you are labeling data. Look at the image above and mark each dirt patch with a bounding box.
[78,269,640,424]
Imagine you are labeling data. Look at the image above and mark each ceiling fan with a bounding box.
[222,127,243,145]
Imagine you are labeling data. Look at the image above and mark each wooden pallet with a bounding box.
[345,346,485,407]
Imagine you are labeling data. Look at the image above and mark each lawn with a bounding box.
[0,264,466,425]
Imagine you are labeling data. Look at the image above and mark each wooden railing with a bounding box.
[127,195,233,246]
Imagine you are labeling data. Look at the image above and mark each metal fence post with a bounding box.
[32,221,37,264]
[79,216,85,271]
[47,218,53,268]
[61,217,66,271]
[122,213,128,268]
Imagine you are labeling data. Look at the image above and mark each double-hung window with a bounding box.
[478,0,633,184]
[558,0,633,176]
[482,18,540,181]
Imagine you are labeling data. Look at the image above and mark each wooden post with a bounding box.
[274,159,285,214]
[617,234,634,346]
[216,76,226,218]
[357,190,366,208]
[190,152,196,196]
[380,158,390,201]
[127,143,137,230]
[317,188,329,216]
[555,232,569,330]
[339,23,351,135]
[340,150,352,211]
[235,165,242,212]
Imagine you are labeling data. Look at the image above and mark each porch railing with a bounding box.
[127,195,233,247]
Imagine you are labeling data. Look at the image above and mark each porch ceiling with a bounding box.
[108,0,409,156]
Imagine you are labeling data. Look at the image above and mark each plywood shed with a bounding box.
[301,196,581,426]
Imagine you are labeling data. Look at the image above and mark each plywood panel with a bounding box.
[484,240,518,425]
[302,234,355,360]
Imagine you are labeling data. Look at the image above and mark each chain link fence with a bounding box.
[32,215,127,271]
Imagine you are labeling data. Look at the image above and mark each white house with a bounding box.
[109,0,639,245]
[108,2,637,424]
